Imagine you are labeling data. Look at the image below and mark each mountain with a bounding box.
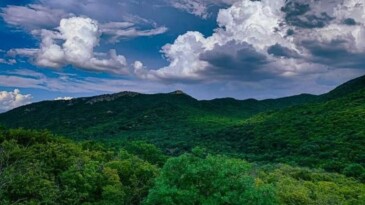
[0,88,319,141]
[0,75,365,179]
[202,76,365,179]
[324,74,365,99]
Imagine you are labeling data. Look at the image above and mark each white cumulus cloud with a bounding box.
[10,17,131,75]
[0,89,33,113]
[137,0,293,81]
[136,0,365,83]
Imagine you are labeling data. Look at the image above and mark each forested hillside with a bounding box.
[1,75,365,203]
[1,129,364,205]
[205,88,365,180]
[0,90,319,141]
[2,0,365,204]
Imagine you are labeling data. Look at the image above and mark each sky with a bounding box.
[1,0,365,112]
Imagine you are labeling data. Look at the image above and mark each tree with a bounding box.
[343,163,365,180]
[124,141,167,166]
[144,150,277,205]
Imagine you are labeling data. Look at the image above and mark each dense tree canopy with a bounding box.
[145,148,276,205]
[1,74,365,183]
[1,128,364,204]
[0,129,160,205]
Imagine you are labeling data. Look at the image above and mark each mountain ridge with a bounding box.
[10,73,364,112]
[1,74,365,136]
[0,74,365,180]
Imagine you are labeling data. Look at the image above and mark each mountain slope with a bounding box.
[324,75,365,99]
[203,86,365,180]
[0,89,319,141]
[0,75,365,179]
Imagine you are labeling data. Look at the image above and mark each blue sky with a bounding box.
[1,0,365,112]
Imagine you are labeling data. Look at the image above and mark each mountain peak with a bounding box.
[84,91,141,105]
[116,91,141,97]
[170,90,187,95]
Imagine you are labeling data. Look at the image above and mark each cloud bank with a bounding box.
[134,0,365,86]
[0,69,166,95]
[0,4,71,30]
[168,0,237,18]
[55,97,73,101]
[0,89,33,113]
[1,0,365,100]
[1,1,168,38]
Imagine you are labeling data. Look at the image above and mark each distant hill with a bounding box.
[202,75,365,179]
[0,86,319,141]
[0,74,365,179]
[323,75,365,99]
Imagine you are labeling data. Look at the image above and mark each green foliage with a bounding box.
[144,151,277,205]
[204,89,365,180]
[2,75,365,204]
[258,165,365,205]
[343,164,365,180]
[0,89,320,151]
[123,141,167,166]
[103,156,158,204]
[0,129,158,205]
[1,129,365,205]
[1,75,365,179]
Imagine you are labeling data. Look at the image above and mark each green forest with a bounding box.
[1,75,365,204]
[1,129,364,205]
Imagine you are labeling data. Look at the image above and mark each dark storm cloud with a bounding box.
[281,1,334,29]
[268,43,299,58]
[343,18,357,26]
[302,39,365,69]
[199,41,273,81]
[286,29,295,36]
